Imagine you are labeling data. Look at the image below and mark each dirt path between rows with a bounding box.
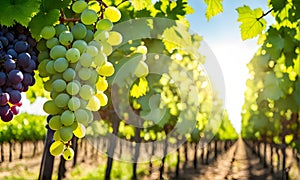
[174,138,279,180]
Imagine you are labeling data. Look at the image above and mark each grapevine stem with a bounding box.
[116,0,128,7]
[257,8,274,21]
[97,0,108,8]
[59,9,81,23]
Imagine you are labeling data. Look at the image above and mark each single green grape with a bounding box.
[54,93,70,108]
[66,48,81,63]
[86,95,101,111]
[59,31,74,46]
[40,26,56,40]
[97,62,114,77]
[73,123,86,138]
[55,24,69,37]
[94,30,109,42]
[45,61,56,75]
[84,29,94,43]
[61,110,75,126]
[52,79,67,93]
[68,96,81,111]
[96,19,113,31]
[50,45,67,59]
[46,37,59,49]
[78,67,92,81]
[49,115,62,130]
[72,0,88,13]
[60,127,73,142]
[96,92,108,106]
[54,58,69,73]
[85,45,98,57]
[74,109,89,126]
[104,6,121,23]
[72,40,87,54]
[79,85,94,100]
[66,81,80,96]
[50,141,64,156]
[63,147,74,160]
[43,100,62,115]
[71,23,87,40]
[107,31,123,46]
[63,68,76,82]
[81,9,98,25]
[79,53,93,67]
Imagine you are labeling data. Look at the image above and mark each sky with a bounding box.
[186,0,272,133]
[21,0,273,134]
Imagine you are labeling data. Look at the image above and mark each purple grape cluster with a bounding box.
[0,25,38,122]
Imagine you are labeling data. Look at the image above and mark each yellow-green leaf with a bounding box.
[131,0,152,10]
[236,5,267,40]
[204,0,223,21]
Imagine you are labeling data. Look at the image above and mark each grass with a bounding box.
[68,152,180,179]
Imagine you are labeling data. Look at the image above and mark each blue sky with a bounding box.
[186,0,272,132]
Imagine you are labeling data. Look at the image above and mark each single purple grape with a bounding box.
[8,90,21,105]
[0,105,10,116]
[1,110,14,122]
[0,93,10,106]
[12,83,23,91]
[23,60,36,73]
[8,69,23,84]
[4,32,14,42]
[0,72,7,86]
[0,36,9,47]
[17,52,31,68]
[14,41,28,53]
[4,59,16,72]
[22,73,33,86]
[7,49,17,59]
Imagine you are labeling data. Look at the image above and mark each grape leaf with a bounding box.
[262,72,283,100]
[292,81,300,106]
[0,0,41,27]
[41,0,71,10]
[29,9,60,40]
[131,0,152,10]
[294,57,300,76]
[236,5,267,40]
[204,0,223,20]
[270,0,287,12]
[264,27,283,59]
[154,0,189,20]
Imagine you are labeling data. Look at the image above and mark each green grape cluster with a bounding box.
[37,1,122,160]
